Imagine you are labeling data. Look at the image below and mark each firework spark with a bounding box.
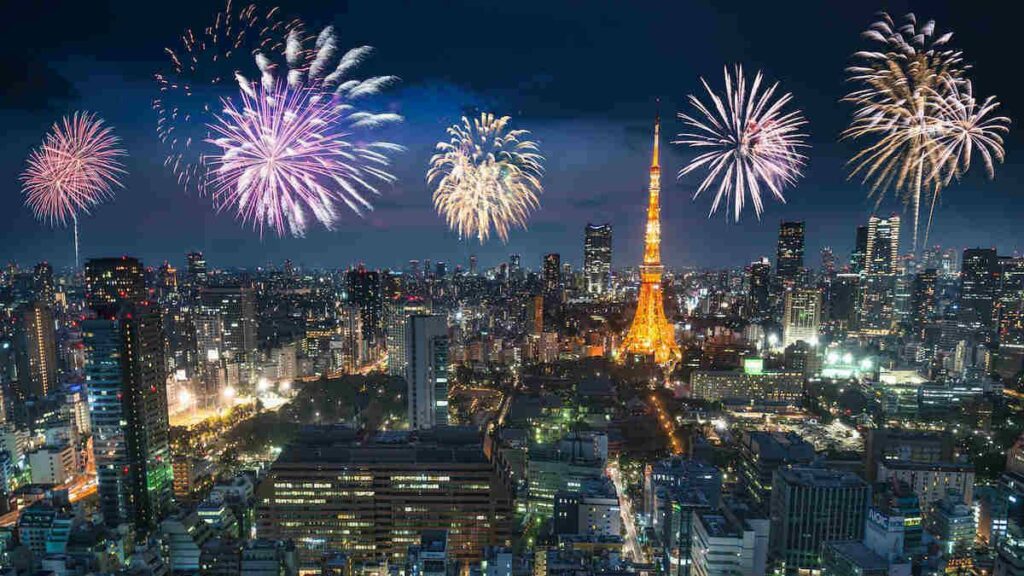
[20,112,126,226]
[428,113,544,244]
[205,80,401,238]
[154,0,298,194]
[675,65,808,221]
[843,12,974,250]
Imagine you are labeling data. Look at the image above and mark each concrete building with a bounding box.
[256,426,513,569]
[783,288,821,348]
[875,460,974,516]
[406,315,449,429]
[691,510,769,576]
[769,467,870,574]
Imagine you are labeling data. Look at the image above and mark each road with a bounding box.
[649,393,684,454]
[0,475,97,528]
[607,460,648,563]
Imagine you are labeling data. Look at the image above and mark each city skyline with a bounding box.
[1,1,1022,271]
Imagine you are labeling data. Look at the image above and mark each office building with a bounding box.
[769,467,870,574]
[691,363,803,405]
[553,478,621,537]
[32,262,54,306]
[851,225,869,274]
[747,258,771,320]
[543,253,561,299]
[820,541,891,576]
[347,266,383,343]
[875,460,974,516]
[186,251,208,286]
[775,221,805,290]
[85,302,172,533]
[386,296,430,376]
[960,248,1000,340]
[691,510,769,576]
[738,431,816,512]
[865,215,899,275]
[829,273,860,334]
[928,492,976,557]
[864,429,954,482]
[406,315,449,429]
[584,224,612,296]
[13,301,57,400]
[999,256,1024,348]
[256,426,513,568]
[200,284,258,369]
[782,288,821,348]
[84,257,147,316]
[910,269,937,339]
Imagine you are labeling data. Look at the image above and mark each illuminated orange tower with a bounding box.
[621,114,681,365]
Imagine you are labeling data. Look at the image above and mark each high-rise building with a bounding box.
[782,288,821,348]
[406,315,449,429]
[865,215,900,275]
[13,301,57,400]
[85,257,147,317]
[622,115,680,364]
[851,225,869,274]
[960,248,1000,340]
[911,269,938,339]
[584,224,612,296]
[858,215,901,335]
[469,255,478,276]
[542,253,561,299]
[200,284,258,371]
[386,296,430,376]
[820,247,836,277]
[32,262,54,306]
[828,273,860,335]
[769,467,870,574]
[186,252,207,285]
[256,427,513,568]
[738,431,816,512]
[84,302,172,533]
[747,258,771,320]
[999,257,1024,348]
[775,221,806,289]
[346,266,383,343]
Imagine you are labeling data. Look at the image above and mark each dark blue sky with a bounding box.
[1,0,1022,272]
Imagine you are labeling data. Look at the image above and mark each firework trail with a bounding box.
[842,12,998,251]
[20,112,127,268]
[675,65,808,221]
[154,0,298,194]
[205,78,401,237]
[428,113,544,244]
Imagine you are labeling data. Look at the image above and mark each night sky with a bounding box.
[1,0,1021,272]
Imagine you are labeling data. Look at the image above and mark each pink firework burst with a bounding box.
[205,80,401,237]
[20,112,127,226]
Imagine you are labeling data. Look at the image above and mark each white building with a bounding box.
[691,510,769,576]
[27,444,76,485]
[406,315,449,429]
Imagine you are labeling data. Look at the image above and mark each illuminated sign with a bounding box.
[743,358,765,375]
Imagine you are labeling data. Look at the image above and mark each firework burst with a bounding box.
[842,12,1001,250]
[205,79,402,238]
[20,112,126,226]
[675,65,808,221]
[154,0,298,194]
[428,113,544,244]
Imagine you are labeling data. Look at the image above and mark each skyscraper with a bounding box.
[186,252,207,286]
[859,215,901,335]
[782,288,821,348]
[200,284,258,370]
[998,257,1024,348]
[386,296,430,376]
[85,257,147,316]
[406,315,449,429]
[775,221,806,289]
[960,248,1000,341]
[622,115,680,365]
[584,224,612,296]
[770,467,870,573]
[747,258,771,320]
[542,253,561,299]
[865,215,900,275]
[851,225,869,274]
[346,266,383,344]
[32,262,54,306]
[83,259,171,533]
[13,301,57,400]
[911,269,938,339]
